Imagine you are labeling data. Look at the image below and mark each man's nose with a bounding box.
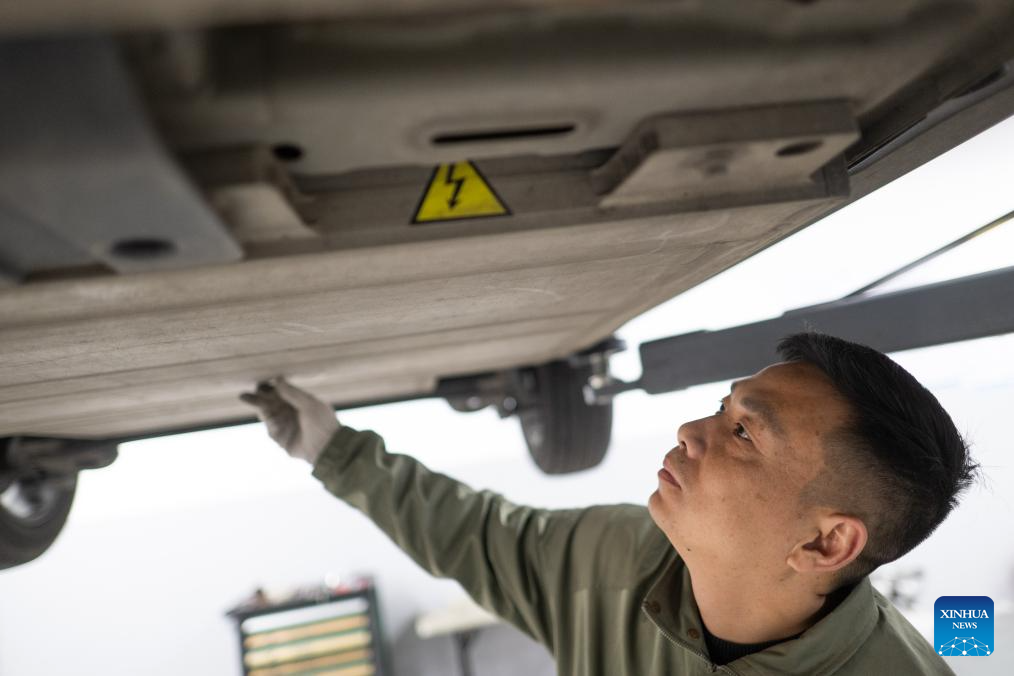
[677,418,708,460]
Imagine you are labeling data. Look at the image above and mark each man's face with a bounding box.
[648,361,851,577]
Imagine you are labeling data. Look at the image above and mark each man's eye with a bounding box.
[718,400,751,442]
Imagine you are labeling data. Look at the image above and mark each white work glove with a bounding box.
[239,377,340,465]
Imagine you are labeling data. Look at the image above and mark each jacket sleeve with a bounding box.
[310,424,651,653]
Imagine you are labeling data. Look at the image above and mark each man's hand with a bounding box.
[239,377,340,465]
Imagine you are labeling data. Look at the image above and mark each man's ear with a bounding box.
[786,513,868,575]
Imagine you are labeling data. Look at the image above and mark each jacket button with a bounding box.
[687,628,701,640]
[646,601,661,613]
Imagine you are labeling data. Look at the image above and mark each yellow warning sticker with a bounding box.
[411,161,510,224]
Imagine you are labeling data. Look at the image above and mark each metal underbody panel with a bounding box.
[0,38,243,279]
[0,0,1012,439]
[0,197,839,438]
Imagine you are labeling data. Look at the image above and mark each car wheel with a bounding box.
[0,474,77,569]
[518,359,613,474]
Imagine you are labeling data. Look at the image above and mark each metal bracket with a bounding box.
[436,336,627,415]
[592,101,857,208]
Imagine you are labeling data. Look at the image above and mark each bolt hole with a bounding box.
[272,143,305,161]
[776,140,823,157]
[110,238,176,261]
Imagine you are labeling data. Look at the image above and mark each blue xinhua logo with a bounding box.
[934,596,994,657]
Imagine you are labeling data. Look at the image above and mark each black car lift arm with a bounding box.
[590,263,1014,402]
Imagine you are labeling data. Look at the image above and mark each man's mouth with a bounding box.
[659,456,681,488]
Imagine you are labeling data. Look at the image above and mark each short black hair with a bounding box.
[777,332,978,587]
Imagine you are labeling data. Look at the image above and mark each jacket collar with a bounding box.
[642,554,879,675]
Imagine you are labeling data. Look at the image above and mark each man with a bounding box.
[240,332,977,675]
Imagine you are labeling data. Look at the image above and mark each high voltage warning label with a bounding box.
[412,161,510,224]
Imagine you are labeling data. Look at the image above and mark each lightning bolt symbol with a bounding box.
[445,164,465,209]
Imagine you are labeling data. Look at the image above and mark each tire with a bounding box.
[0,475,77,570]
[518,359,613,474]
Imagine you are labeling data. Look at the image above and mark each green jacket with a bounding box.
[312,425,954,676]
